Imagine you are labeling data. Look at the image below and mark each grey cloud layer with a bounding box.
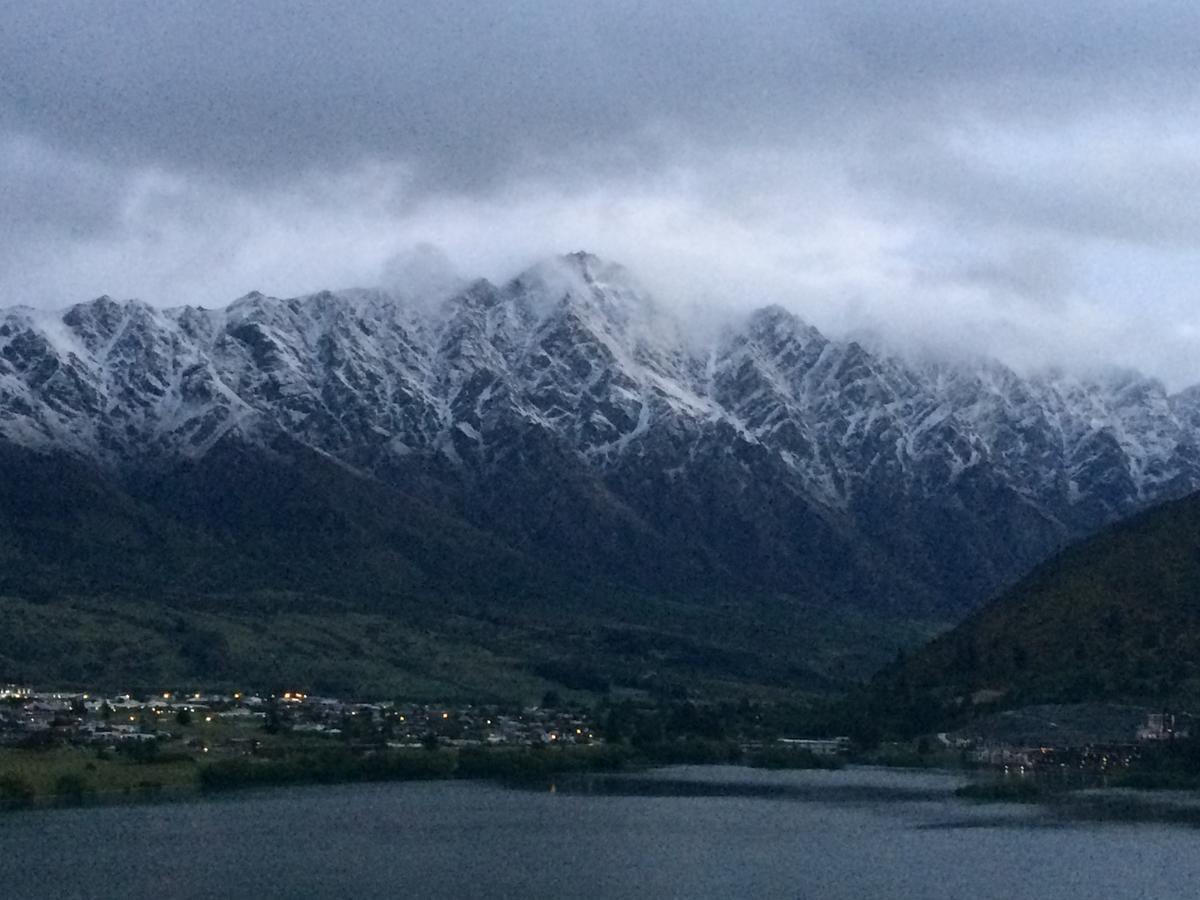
[7,1,1198,185]
[2,1,1200,384]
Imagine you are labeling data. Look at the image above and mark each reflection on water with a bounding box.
[541,765,1200,828]
[534,763,971,804]
[1,765,1197,900]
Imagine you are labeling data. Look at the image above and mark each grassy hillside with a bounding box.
[0,592,942,704]
[0,440,560,606]
[873,490,1200,727]
[0,442,945,700]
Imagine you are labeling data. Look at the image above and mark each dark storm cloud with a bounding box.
[4,1,1197,187]
[2,1,1200,383]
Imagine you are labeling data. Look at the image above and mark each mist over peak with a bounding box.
[4,2,1200,387]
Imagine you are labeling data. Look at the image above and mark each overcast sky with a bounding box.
[3,1,1200,384]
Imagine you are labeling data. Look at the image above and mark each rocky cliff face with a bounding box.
[4,252,1199,613]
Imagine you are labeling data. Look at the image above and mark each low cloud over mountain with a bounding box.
[4,3,1200,384]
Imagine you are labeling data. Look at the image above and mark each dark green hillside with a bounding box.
[0,440,557,606]
[0,442,941,700]
[876,490,1200,721]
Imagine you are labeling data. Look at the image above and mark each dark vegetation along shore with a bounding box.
[0,744,613,811]
[0,740,850,813]
[9,731,1200,820]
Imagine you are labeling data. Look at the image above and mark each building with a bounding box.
[1137,712,1190,742]
[777,737,852,756]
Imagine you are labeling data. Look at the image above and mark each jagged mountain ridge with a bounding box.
[3,251,1199,613]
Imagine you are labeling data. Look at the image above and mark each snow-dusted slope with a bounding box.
[4,251,1199,513]
[4,251,1199,609]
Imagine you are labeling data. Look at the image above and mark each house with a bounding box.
[777,737,852,756]
[1137,712,1191,742]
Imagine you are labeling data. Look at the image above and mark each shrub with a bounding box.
[53,772,92,805]
[955,779,1041,802]
[749,747,844,770]
[0,774,36,811]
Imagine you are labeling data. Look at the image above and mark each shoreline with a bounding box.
[1,735,861,815]
[5,751,1200,829]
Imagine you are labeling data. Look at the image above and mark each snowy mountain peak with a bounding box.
[3,254,1200,540]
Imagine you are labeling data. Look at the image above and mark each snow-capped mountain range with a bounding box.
[3,251,1198,612]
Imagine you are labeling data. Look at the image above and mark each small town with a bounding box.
[3,682,1192,777]
[0,683,600,753]
[956,712,1190,773]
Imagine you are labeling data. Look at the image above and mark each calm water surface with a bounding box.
[1,765,1196,899]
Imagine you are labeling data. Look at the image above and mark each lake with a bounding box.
[1,765,1196,898]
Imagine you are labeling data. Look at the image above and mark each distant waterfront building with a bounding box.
[1137,712,1190,742]
[777,737,852,756]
